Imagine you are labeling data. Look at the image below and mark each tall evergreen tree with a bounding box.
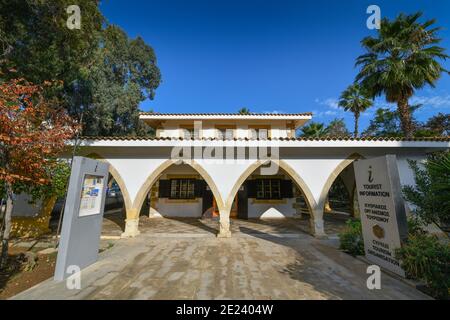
[363,105,422,137]
[424,113,450,136]
[325,118,351,137]
[0,0,104,114]
[83,26,161,136]
[0,0,161,136]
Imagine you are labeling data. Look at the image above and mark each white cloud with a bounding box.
[315,98,340,109]
[315,94,450,114]
[311,109,324,118]
[313,98,346,119]
[263,109,286,114]
[410,95,450,109]
[312,109,345,118]
[361,110,374,117]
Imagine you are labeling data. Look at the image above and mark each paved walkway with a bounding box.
[12,221,429,300]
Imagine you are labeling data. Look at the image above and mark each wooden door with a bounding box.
[213,196,238,218]
[237,185,248,219]
[230,196,238,218]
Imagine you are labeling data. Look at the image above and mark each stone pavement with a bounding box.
[12,221,430,300]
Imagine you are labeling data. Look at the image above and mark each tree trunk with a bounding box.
[354,113,359,138]
[0,182,13,269]
[397,98,413,138]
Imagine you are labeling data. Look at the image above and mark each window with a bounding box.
[184,128,194,139]
[249,127,269,139]
[170,179,196,199]
[256,179,281,200]
[216,127,234,139]
[180,127,198,139]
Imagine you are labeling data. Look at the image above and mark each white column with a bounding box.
[310,207,327,239]
[121,209,140,238]
[217,209,231,238]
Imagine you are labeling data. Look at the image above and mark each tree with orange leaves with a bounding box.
[0,79,78,268]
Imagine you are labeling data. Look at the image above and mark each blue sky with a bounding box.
[100,0,450,131]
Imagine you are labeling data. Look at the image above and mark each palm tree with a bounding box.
[299,122,327,138]
[238,107,251,115]
[338,83,373,137]
[355,12,449,138]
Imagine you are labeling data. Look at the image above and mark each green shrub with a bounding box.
[338,219,364,256]
[396,234,450,300]
[403,151,450,230]
[407,216,426,236]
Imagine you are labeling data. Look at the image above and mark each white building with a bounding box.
[77,112,450,238]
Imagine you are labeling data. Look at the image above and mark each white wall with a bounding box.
[195,158,256,205]
[396,154,425,187]
[201,126,217,139]
[236,124,249,138]
[106,157,168,205]
[158,126,179,138]
[156,120,293,140]
[283,157,347,205]
[80,145,441,222]
[270,124,288,139]
[248,199,296,218]
[151,199,203,218]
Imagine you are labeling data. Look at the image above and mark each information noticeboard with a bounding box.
[353,155,408,277]
[54,157,109,281]
[79,175,105,217]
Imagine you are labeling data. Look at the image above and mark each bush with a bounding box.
[339,219,364,256]
[407,216,426,236]
[396,234,450,300]
[403,151,450,230]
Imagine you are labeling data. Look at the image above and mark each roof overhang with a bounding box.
[139,113,313,128]
[74,137,450,150]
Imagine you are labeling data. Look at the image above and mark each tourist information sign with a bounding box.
[354,155,408,277]
[54,157,109,281]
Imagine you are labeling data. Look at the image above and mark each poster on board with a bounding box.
[79,175,105,217]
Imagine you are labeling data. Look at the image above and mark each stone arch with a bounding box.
[85,153,132,213]
[132,159,225,216]
[225,159,317,217]
[318,153,364,212]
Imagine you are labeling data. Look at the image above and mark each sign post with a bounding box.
[354,155,408,277]
[54,156,109,281]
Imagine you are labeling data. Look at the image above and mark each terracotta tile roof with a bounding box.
[79,136,450,142]
[139,112,313,117]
